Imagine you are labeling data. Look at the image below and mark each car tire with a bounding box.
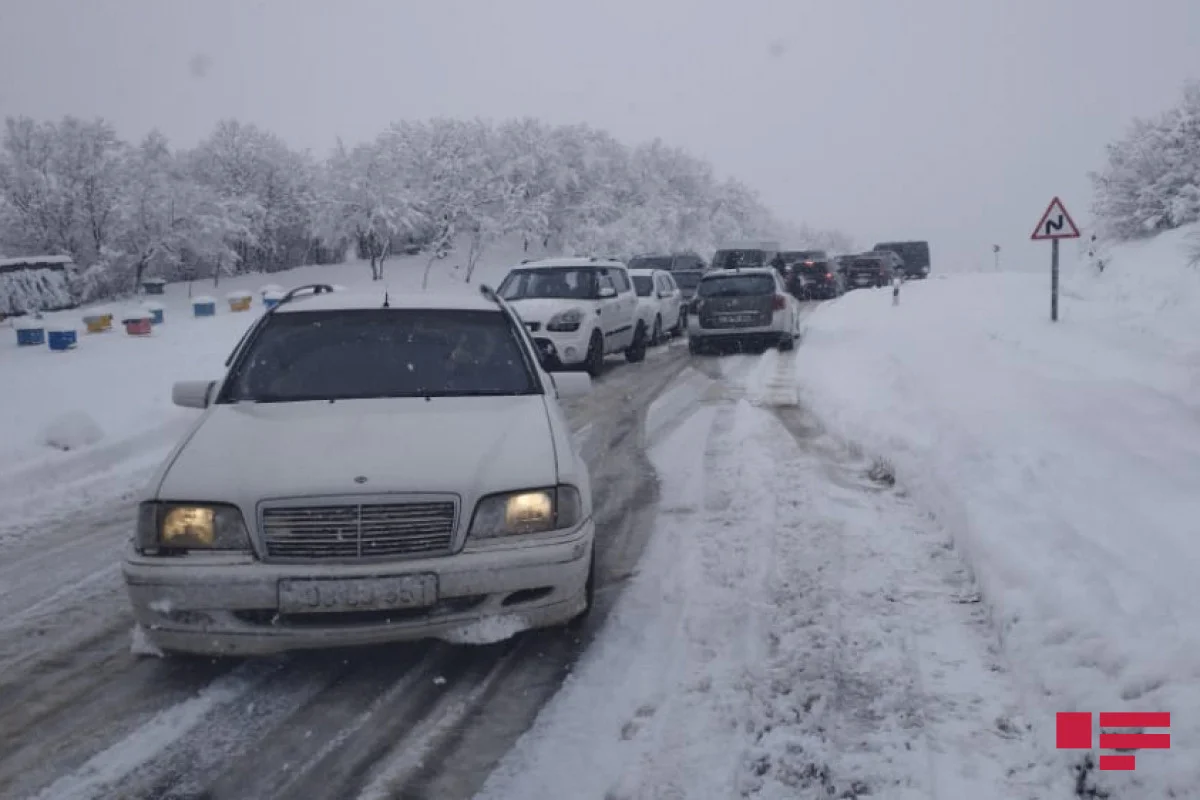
[625,322,647,363]
[584,330,605,377]
[778,333,795,351]
[566,546,596,631]
[652,315,662,345]
[688,337,704,355]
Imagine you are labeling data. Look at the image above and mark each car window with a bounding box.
[672,271,701,289]
[712,249,766,269]
[660,274,676,292]
[632,275,655,297]
[697,274,776,297]
[628,255,672,270]
[498,267,600,300]
[610,267,631,292]
[221,309,539,402]
[597,270,617,294]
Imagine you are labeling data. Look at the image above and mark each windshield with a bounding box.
[712,249,765,269]
[697,274,775,297]
[673,271,702,289]
[782,250,825,264]
[221,309,538,402]
[632,276,655,297]
[628,256,673,270]
[498,267,600,300]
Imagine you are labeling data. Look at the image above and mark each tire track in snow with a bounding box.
[733,403,1055,799]
[27,661,279,800]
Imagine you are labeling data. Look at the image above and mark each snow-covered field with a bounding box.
[792,226,1200,798]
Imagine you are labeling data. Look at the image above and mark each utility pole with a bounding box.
[993,244,1001,271]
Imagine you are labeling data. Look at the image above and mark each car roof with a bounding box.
[511,257,626,270]
[701,267,777,278]
[274,288,500,314]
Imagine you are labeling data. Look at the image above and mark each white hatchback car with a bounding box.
[497,258,648,376]
[687,267,801,354]
[123,284,597,656]
[628,268,684,344]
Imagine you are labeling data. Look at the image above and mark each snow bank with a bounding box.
[796,248,1200,797]
[39,411,104,452]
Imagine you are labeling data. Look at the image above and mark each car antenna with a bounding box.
[383,289,390,308]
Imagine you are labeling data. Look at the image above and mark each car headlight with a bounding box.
[468,486,584,539]
[136,501,252,554]
[546,308,584,332]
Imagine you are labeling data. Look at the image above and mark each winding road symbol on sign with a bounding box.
[1031,196,1081,240]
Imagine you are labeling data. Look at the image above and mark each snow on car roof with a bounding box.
[627,267,669,276]
[274,288,499,314]
[700,267,777,278]
[511,257,626,269]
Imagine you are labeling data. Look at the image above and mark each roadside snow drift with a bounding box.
[796,229,1200,798]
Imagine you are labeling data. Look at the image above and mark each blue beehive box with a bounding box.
[47,326,77,351]
[144,302,165,324]
[262,290,284,309]
[15,319,45,346]
[192,296,217,317]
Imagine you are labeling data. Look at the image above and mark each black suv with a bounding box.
[787,258,843,300]
[873,241,930,279]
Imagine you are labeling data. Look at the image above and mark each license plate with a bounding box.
[718,313,756,322]
[278,575,437,614]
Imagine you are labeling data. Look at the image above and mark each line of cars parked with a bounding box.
[126,242,928,658]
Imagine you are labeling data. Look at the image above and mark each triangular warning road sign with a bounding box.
[1031,197,1081,240]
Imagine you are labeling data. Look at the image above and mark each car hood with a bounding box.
[508,298,589,325]
[156,395,559,502]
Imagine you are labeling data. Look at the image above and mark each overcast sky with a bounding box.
[2,0,1198,270]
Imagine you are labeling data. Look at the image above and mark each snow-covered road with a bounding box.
[479,349,1066,800]
[2,332,1067,800]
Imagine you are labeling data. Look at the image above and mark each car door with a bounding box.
[658,272,682,330]
[609,267,638,349]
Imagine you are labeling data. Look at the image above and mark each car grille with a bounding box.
[261,501,457,560]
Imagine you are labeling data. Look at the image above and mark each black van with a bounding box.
[872,241,931,279]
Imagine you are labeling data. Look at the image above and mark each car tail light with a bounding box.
[825,272,833,279]
[773,294,787,311]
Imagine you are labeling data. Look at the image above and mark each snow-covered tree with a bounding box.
[315,137,425,280]
[0,111,850,301]
[1091,81,1200,241]
[188,119,316,272]
[0,116,126,261]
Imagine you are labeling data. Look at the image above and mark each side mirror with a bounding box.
[550,372,592,399]
[598,286,617,299]
[173,380,216,409]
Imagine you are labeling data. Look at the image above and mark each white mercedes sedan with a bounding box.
[123,283,596,656]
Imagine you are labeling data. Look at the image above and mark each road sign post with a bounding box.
[1031,196,1080,322]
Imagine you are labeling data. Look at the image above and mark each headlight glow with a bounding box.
[162,506,215,545]
[469,486,584,539]
[505,491,553,530]
[136,502,252,554]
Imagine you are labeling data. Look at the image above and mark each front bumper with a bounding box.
[123,521,593,655]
